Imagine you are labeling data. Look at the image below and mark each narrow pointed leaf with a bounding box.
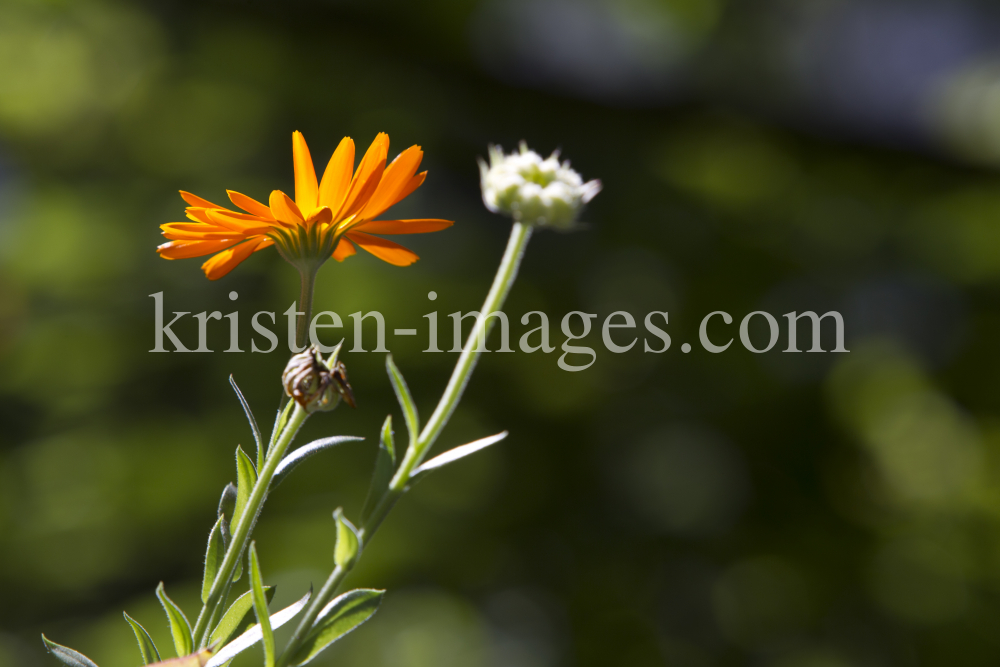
[203,589,311,667]
[208,586,274,649]
[361,416,395,523]
[410,432,508,483]
[385,355,418,451]
[202,516,226,603]
[271,436,364,489]
[333,508,360,568]
[232,446,258,533]
[41,635,100,667]
[248,543,274,667]
[124,612,161,665]
[216,483,242,582]
[156,582,193,657]
[217,483,237,522]
[289,589,384,665]
[229,375,263,471]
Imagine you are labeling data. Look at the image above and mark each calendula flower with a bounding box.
[157,132,453,279]
[479,142,601,229]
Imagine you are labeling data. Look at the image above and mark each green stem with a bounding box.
[193,403,309,646]
[413,221,532,465]
[296,267,317,352]
[276,222,533,666]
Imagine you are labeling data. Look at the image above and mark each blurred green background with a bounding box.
[6,0,1000,665]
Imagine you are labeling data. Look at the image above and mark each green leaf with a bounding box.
[156,582,193,657]
[202,515,226,604]
[232,446,258,534]
[248,543,274,667]
[41,634,100,667]
[289,589,384,666]
[230,375,263,472]
[410,432,508,484]
[205,590,310,667]
[207,586,275,649]
[271,436,364,489]
[361,416,395,524]
[217,483,237,523]
[333,508,360,568]
[385,355,419,452]
[123,612,161,665]
[216,483,241,582]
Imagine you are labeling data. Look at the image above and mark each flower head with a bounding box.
[479,142,601,229]
[157,132,453,279]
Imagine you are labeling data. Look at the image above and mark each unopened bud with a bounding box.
[479,142,601,229]
[282,346,356,413]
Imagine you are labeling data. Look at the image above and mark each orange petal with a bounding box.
[292,131,319,214]
[228,191,276,220]
[180,191,225,209]
[318,137,355,214]
[201,237,265,280]
[332,237,357,262]
[346,231,419,266]
[161,223,245,241]
[305,206,333,226]
[157,239,243,259]
[335,133,389,223]
[352,218,453,235]
[358,146,423,220]
[205,209,274,234]
[393,171,427,208]
[269,190,304,225]
[186,208,213,223]
[252,237,275,253]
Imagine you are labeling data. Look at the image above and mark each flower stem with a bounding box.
[193,403,309,647]
[410,221,532,463]
[276,222,533,665]
[296,267,317,352]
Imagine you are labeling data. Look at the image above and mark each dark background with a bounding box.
[4,0,1000,665]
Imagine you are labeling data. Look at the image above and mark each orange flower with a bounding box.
[157,132,453,279]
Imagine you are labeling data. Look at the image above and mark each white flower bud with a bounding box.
[478,142,601,229]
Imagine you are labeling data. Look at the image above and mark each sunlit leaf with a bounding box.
[248,543,274,667]
[229,375,263,471]
[271,436,364,489]
[232,446,258,533]
[202,515,226,604]
[216,483,241,582]
[386,355,419,452]
[289,589,384,665]
[333,508,360,568]
[203,589,311,667]
[361,416,395,524]
[124,612,161,665]
[410,432,508,483]
[41,634,100,667]
[156,582,193,657]
[217,483,237,523]
[207,586,274,649]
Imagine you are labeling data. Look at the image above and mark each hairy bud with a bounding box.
[282,346,356,413]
